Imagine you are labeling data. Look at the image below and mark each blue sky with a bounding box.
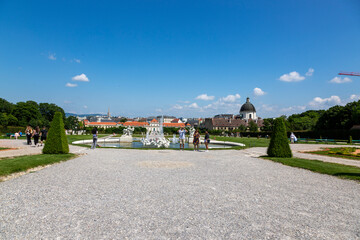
[1,0,360,118]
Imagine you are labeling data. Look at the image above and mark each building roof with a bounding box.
[119,121,149,127]
[86,122,117,126]
[212,118,247,127]
[240,97,256,112]
[163,122,186,128]
[151,119,158,123]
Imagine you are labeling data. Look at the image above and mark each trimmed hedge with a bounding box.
[267,118,292,158]
[43,112,69,154]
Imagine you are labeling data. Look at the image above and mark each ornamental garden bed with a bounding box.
[308,147,360,161]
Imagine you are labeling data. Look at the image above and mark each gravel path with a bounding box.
[0,139,86,158]
[1,148,360,239]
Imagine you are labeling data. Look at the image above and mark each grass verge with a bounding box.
[0,153,76,177]
[67,134,108,143]
[264,156,360,182]
[0,147,10,150]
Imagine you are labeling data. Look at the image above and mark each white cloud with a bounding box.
[171,104,184,110]
[188,103,200,109]
[65,83,77,87]
[309,95,341,107]
[329,77,352,84]
[280,106,306,112]
[72,73,89,82]
[196,94,215,101]
[279,71,305,82]
[305,68,314,76]
[155,108,162,112]
[350,94,360,101]
[221,94,241,103]
[64,100,72,104]
[74,59,81,63]
[48,53,56,60]
[253,87,266,96]
[84,105,88,109]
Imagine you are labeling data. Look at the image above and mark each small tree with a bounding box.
[43,112,69,154]
[267,118,292,157]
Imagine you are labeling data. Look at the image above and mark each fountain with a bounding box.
[141,116,170,148]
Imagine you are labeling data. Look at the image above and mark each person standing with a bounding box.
[204,131,210,152]
[25,126,32,145]
[33,126,40,147]
[193,129,200,151]
[290,132,296,144]
[40,126,47,146]
[91,127,98,149]
[178,127,187,150]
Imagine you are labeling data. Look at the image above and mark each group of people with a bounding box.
[25,126,48,147]
[178,128,210,152]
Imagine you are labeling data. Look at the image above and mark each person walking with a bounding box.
[33,126,40,147]
[25,125,32,145]
[40,126,47,146]
[178,127,187,150]
[193,129,200,151]
[91,127,98,149]
[290,132,296,144]
[204,131,210,152]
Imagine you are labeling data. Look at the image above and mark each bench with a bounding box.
[351,140,360,143]
[315,139,335,144]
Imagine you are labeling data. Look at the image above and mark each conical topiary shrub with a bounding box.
[267,118,292,158]
[43,112,69,154]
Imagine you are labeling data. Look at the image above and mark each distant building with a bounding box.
[214,114,234,119]
[156,115,176,123]
[239,97,257,121]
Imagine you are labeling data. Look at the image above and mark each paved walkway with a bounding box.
[1,147,360,239]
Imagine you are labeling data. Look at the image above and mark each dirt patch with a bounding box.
[138,161,194,169]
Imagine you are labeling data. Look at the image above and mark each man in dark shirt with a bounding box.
[40,126,48,146]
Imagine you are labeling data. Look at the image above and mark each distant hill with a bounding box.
[65,113,103,117]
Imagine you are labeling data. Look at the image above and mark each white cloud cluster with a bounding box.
[279,71,305,82]
[309,95,341,107]
[253,87,265,96]
[74,59,81,63]
[196,94,215,101]
[48,53,56,60]
[305,68,314,76]
[72,73,89,82]
[350,94,360,101]
[65,83,77,87]
[188,103,200,109]
[329,77,352,84]
[220,94,241,103]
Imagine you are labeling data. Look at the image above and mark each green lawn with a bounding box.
[264,157,360,182]
[211,136,270,148]
[0,147,10,150]
[0,153,76,177]
[66,134,108,143]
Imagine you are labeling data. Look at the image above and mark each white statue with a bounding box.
[189,127,195,137]
[123,126,134,137]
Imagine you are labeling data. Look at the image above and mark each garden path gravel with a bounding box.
[1,148,360,239]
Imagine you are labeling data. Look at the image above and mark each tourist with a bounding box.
[290,132,297,143]
[14,131,20,140]
[91,127,98,149]
[32,126,40,147]
[178,127,187,150]
[25,125,32,145]
[204,131,210,152]
[193,129,200,151]
[40,126,47,146]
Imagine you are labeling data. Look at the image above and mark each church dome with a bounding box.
[240,97,256,112]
